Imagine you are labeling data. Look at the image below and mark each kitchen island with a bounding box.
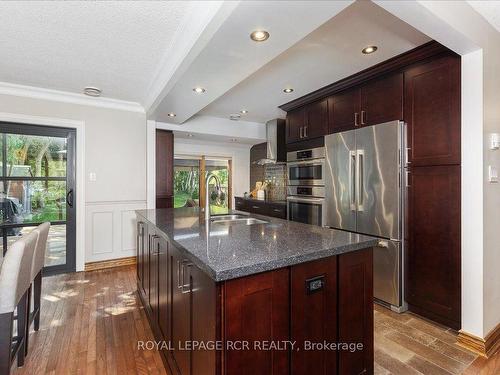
[135,207,378,375]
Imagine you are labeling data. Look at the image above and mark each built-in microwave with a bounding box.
[287,147,325,186]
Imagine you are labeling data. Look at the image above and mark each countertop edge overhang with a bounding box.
[136,208,379,282]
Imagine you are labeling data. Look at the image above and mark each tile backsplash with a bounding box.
[264,163,287,201]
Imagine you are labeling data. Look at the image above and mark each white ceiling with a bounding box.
[150,1,353,123]
[200,0,431,123]
[468,1,500,33]
[0,1,215,103]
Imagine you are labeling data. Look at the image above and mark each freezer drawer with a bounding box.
[373,239,401,308]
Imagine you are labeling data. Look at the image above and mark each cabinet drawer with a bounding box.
[266,204,287,219]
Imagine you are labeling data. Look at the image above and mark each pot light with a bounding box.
[230,138,238,142]
[193,87,206,94]
[240,110,248,114]
[83,87,101,97]
[167,112,176,117]
[187,134,194,138]
[362,45,378,54]
[229,114,241,121]
[250,30,270,42]
[283,88,294,93]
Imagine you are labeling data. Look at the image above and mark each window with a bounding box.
[173,155,232,214]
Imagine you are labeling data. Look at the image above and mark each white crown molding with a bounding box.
[0,81,145,113]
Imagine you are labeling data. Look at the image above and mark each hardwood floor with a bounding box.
[11,265,499,375]
[12,266,166,375]
[374,304,499,375]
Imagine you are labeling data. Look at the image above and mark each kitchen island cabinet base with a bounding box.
[137,234,373,374]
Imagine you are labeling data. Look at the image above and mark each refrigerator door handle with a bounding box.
[356,149,365,211]
[349,150,357,211]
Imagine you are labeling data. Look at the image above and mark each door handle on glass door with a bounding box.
[66,189,74,208]
[356,150,364,211]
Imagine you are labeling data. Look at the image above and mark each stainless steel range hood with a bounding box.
[254,119,286,165]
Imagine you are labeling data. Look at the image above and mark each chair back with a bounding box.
[0,231,38,314]
[31,222,51,279]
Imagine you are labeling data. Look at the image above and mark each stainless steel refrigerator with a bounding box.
[325,120,407,311]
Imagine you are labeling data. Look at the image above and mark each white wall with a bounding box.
[0,92,147,268]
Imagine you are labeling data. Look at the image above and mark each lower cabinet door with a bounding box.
[406,166,461,329]
[158,236,170,342]
[338,249,374,375]
[189,264,217,375]
[171,246,191,375]
[223,268,289,375]
[291,257,337,375]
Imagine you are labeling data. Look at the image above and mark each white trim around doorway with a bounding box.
[0,112,86,272]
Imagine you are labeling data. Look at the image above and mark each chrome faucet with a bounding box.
[205,173,221,222]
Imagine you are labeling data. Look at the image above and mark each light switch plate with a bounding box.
[488,166,498,183]
[89,172,97,182]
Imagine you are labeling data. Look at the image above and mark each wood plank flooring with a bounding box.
[10,265,499,375]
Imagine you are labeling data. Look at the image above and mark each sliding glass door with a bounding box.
[0,122,76,275]
[173,155,231,213]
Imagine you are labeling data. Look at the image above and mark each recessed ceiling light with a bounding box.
[362,45,378,54]
[229,114,241,121]
[240,110,248,114]
[167,112,176,117]
[230,138,238,142]
[283,88,294,93]
[250,30,270,42]
[83,87,101,97]
[193,87,206,94]
[187,134,194,138]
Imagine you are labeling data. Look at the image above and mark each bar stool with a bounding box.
[0,231,38,374]
[25,222,50,355]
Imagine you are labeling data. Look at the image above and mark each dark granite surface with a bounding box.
[136,207,378,282]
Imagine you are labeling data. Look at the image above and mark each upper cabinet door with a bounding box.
[328,87,361,134]
[361,73,403,126]
[305,98,328,139]
[286,107,305,143]
[404,55,461,166]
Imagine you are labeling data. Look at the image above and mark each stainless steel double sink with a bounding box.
[210,214,268,226]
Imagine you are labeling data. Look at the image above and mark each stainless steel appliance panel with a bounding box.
[287,185,325,198]
[355,121,403,240]
[373,239,401,307]
[287,159,325,186]
[287,196,326,227]
[287,147,325,162]
[324,130,356,232]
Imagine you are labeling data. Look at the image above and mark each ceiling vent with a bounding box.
[83,87,102,97]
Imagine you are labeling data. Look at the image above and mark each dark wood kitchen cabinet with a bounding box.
[328,86,361,133]
[156,129,174,208]
[235,197,287,219]
[406,165,461,329]
[136,221,146,295]
[224,268,290,375]
[286,99,328,143]
[328,73,402,134]
[404,55,461,166]
[137,213,374,375]
[361,73,403,126]
[291,257,338,374]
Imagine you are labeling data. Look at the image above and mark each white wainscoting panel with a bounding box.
[86,201,147,263]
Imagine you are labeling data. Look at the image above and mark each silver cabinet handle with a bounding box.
[177,259,190,289]
[299,126,303,139]
[252,205,260,209]
[361,110,366,125]
[304,126,308,138]
[405,171,411,187]
[151,235,160,255]
[354,112,359,127]
[181,262,193,294]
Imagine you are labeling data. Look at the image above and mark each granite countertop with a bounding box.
[136,208,378,282]
[235,196,287,205]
